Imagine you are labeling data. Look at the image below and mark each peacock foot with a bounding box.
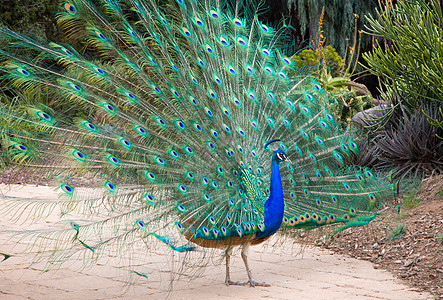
[225,279,243,286]
[242,279,271,287]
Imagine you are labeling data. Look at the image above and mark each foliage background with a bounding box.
[0,0,61,41]
[262,0,379,56]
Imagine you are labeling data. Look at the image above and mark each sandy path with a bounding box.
[0,185,433,299]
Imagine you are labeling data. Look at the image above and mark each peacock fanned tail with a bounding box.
[0,0,393,279]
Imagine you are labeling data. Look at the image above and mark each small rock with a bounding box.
[395,260,403,264]
[373,264,379,269]
[372,242,378,249]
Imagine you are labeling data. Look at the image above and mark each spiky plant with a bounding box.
[354,104,443,180]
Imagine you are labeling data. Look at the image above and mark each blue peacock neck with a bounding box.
[255,151,285,238]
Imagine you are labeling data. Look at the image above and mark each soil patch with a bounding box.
[309,175,443,298]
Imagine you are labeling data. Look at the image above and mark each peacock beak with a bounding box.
[285,157,292,164]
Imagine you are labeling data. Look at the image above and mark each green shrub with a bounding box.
[355,0,443,177]
[291,45,344,77]
[364,0,443,109]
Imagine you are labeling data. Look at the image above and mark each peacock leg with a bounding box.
[240,242,271,287]
[225,247,242,286]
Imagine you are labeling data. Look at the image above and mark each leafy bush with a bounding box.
[364,0,443,109]
[354,0,443,178]
[425,107,443,138]
[291,45,345,76]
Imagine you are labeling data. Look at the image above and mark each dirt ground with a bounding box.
[304,175,443,299]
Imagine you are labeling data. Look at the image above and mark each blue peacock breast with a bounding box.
[255,199,285,238]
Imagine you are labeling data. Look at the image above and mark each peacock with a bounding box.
[0,0,394,287]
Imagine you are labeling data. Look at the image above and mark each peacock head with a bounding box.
[264,139,291,165]
[273,150,291,165]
